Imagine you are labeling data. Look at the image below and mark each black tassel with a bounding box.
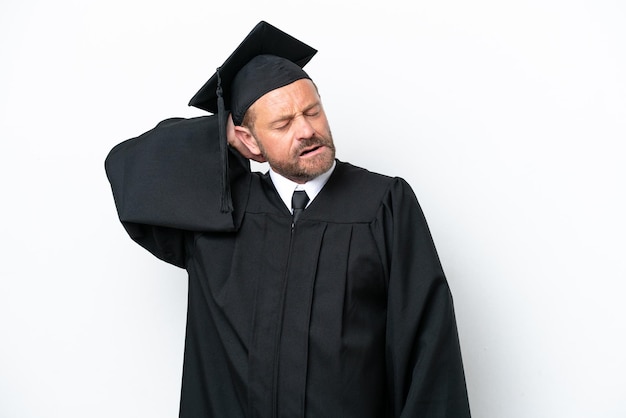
[216,68,233,213]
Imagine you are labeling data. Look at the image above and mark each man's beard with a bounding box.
[260,132,336,183]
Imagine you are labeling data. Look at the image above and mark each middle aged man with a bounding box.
[106,21,471,417]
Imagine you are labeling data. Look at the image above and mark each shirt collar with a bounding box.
[269,160,336,213]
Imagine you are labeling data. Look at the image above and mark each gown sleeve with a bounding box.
[379,178,471,417]
[104,116,249,268]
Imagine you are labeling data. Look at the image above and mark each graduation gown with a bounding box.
[105,115,471,417]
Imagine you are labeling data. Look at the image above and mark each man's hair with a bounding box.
[241,106,257,132]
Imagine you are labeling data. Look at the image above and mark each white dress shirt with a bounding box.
[269,161,336,213]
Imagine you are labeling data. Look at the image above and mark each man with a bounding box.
[106,21,471,417]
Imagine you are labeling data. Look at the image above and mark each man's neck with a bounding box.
[269,161,336,212]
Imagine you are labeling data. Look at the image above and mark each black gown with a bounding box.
[105,115,471,417]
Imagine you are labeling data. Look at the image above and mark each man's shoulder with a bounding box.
[311,160,411,222]
[333,160,401,193]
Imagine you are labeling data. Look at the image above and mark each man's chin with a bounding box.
[299,156,335,180]
[269,148,335,182]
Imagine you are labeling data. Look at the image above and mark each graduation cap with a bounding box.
[188,21,317,212]
[189,20,317,123]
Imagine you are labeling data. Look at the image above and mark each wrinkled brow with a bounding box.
[270,101,322,125]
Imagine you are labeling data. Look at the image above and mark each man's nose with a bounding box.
[294,115,315,140]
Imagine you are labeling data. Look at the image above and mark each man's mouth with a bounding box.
[300,145,323,157]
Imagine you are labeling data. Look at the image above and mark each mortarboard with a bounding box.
[188,21,317,213]
[188,20,317,120]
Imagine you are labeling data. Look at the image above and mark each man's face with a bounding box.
[246,79,336,183]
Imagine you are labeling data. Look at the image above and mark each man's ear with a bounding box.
[234,126,261,156]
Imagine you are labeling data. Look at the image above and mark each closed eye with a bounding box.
[273,121,291,130]
[304,104,322,118]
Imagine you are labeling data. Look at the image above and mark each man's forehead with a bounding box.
[252,80,320,118]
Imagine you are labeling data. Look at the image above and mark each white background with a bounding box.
[1,1,625,417]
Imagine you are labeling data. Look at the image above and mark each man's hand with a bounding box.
[227,113,267,163]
